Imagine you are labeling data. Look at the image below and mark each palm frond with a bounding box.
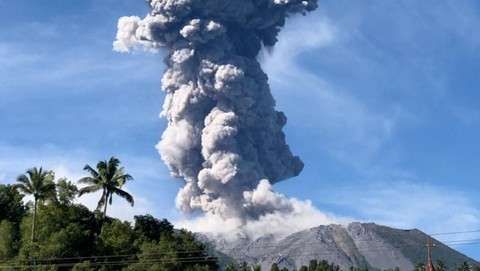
[38,181,56,200]
[16,175,33,191]
[108,157,120,168]
[112,188,134,206]
[97,160,108,172]
[77,177,97,185]
[83,165,100,178]
[43,171,55,182]
[113,173,133,186]
[106,157,120,180]
[78,185,102,196]
[12,184,32,195]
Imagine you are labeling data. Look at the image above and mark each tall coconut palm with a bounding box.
[14,167,56,242]
[78,157,134,219]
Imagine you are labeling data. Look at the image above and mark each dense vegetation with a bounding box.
[0,158,217,270]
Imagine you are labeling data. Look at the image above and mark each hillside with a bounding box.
[201,223,477,270]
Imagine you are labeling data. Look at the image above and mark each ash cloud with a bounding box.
[114,0,323,229]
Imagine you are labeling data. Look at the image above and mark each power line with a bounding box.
[2,239,478,269]
[11,249,209,263]
[2,229,480,268]
[443,238,480,244]
[3,236,479,265]
[429,230,480,236]
[0,257,218,270]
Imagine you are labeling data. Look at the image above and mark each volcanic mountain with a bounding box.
[199,223,477,270]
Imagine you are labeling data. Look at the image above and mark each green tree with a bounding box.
[239,262,249,271]
[13,167,56,242]
[98,220,136,256]
[415,263,425,271]
[0,184,26,223]
[56,178,78,205]
[18,203,98,261]
[436,260,447,271]
[126,229,217,271]
[458,262,471,271]
[271,263,280,271]
[78,157,134,219]
[225,263,238,271]
[0,220,15,260]
[72,261,95,271]
[134,214,173,242]
[0,184,25,258]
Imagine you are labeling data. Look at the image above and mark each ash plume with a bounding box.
[114,0,319,224]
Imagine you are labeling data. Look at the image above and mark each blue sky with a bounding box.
[1,0,480,259]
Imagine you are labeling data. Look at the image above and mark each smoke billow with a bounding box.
[114,0,330,234]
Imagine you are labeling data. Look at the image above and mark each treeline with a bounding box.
[224,259,344,271]
[225,260,480,271]
[415,261,480,271]
[0,157,217,270]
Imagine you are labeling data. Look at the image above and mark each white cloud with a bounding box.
[321,180,480,239]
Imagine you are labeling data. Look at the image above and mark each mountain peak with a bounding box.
[202,222,477,270]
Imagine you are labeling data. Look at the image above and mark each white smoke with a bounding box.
[177,180,339,240]
[114,0,335,238]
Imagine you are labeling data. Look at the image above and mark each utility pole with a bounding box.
[425,238,437,271]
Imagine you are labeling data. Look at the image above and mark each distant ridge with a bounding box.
[199,223,478,270]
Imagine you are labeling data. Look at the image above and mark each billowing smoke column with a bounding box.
[114,0,318,222]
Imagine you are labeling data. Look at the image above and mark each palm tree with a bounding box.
[13,167,56,242]
[78,157,134,219]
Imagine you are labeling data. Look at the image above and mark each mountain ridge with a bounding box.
[199,222,478,270]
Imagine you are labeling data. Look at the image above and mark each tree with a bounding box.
[134,214,174,242]
[13,167,56,242]
[271,263,280,271]
[56,178,78,205]
[225,263,238,271]
[415,263,425,271]
[78,157,134,219]
[98,220,136,255]
[458,262,471,271]
[239,262,250,271]
[18,203,98,261]
[126,229,217,271]
[436,260,447,271]
[72,261,95,271]
[0,220,15,260]
[0,184,26,223]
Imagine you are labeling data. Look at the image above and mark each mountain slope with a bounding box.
[201,223,477,270]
